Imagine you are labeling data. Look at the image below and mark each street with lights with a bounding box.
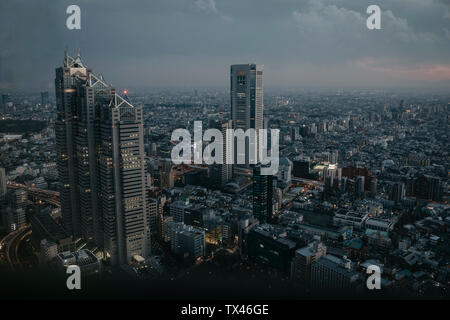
[0,182,60,272]
[0,225,32,271]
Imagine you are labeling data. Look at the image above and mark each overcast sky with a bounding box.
[1,0,450,91]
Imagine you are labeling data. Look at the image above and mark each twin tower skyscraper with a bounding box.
[55,52,264,266]
[55,52,150,265]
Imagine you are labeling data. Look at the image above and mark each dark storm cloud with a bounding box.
[0,0,449,90]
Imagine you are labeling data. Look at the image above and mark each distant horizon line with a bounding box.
[2,85,450,95]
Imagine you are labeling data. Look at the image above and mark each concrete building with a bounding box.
[56,249,101,276]
[170,199,192,223]
[166,221,205,259]
[278,157,292,187]
[294,242,327,286]
[333,208,368,230]
[5,188,27,232]
[365,217,395,232]
[311,254,359,291]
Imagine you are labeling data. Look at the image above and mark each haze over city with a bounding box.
[1,0,450,91]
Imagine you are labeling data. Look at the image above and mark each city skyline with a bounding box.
[0,0,449,303]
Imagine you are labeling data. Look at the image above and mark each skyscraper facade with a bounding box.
[0,167,6,197]
[210,119,233,188]
[252,165,273,224]
[41,91,49,105]
[230,64,264,166]
[55,52,150,265]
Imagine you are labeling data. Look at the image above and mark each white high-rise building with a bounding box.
[230,64,264,166]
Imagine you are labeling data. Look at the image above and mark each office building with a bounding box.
[5,188,27,232]
[293,156,310,179]
[159,159,174,189]
[230,64,264,166]
[166,221,205,259]
[330,150,339,165]
[412,175,442,201]
[294,242,327,286]
[277,157,292,187]
[169,199,191,223]
[41,91,49,105]
[392,182,405,203]
[311,255,359,291]
[342,166,372,191]
[209,119,233,188]
[356,176,365,196]
[160,214,174,242]
[56,249,101,276]
[55,52,150,265]
[253,165,273,224]
[1,93,11,109]
[147,197,158,235]
[247,224,296,275]
[291,127,300,141]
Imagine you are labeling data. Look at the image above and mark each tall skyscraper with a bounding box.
[253,165,273,224]
[210,119,233,188]
[0,168,6,197]
[230,64,264,166]
[55,52,150,265]
[40,91,49,105]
